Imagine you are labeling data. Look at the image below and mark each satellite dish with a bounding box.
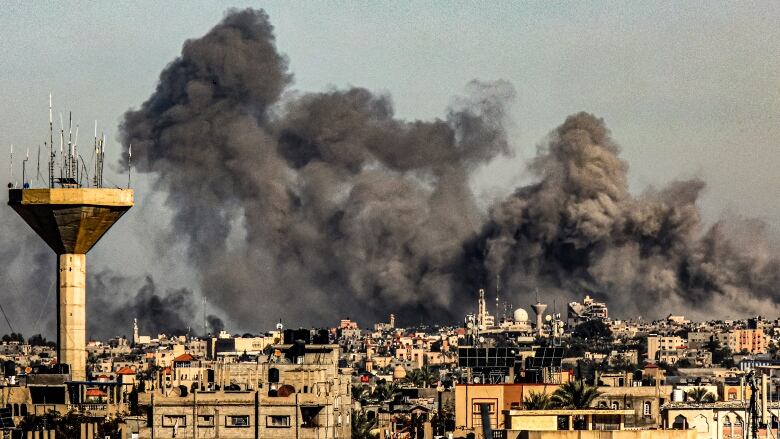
[473,376,481,384]
[466,322,473,329]
[478,336,485,343]
[545,315,552,322]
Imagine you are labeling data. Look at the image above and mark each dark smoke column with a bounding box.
[121,8,514,327]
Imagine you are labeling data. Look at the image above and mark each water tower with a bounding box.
[531,296,547,337]
[7,101,133,380]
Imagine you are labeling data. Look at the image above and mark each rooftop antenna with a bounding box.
[202,296,207,337]
[9,144,14,188]
[48,93,54,188]
[73,123,79,183]
[100,132,106,188]
[127,143,132,189]
[59,112,64,182]
[93,121,98,188]
[495,274,500,322]
[22,148,29,188]
[67,112,73,181]
[36,144,42,185]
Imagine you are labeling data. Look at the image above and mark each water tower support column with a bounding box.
[59,253,87,381]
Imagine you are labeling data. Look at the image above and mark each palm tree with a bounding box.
[552,381,602,409]
[351,410,378,439]
[686,387,715,403]
[405,367,437,388]
[524,391,553,410]
[372,381,400,402]
[352,384,369,402]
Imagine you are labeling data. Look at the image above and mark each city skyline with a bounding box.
[1,3,779,339]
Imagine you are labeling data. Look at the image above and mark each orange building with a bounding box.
[454,383,562,432]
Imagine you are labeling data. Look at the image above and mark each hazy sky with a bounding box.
[0,2,778,335]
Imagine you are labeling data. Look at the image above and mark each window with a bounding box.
[267,415,290,428]
[643,402,652,416]
[672,415,688,430]
[611,401,619,410]
[472,400,497,429]
[301,406,324,428]
[198,415,214,427]
[227,415,250,427]
[162,415,187,427]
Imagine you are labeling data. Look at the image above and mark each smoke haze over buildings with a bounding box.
[1,7,778,340]
[117,8,780,330]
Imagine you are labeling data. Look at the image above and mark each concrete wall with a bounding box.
[515,430,698,439]
[506,415,559,431]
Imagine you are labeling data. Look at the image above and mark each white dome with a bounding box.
[513,308,529,322]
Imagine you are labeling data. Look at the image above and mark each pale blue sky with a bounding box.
[0,1,778,334]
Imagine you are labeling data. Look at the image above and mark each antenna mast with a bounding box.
[59,112,64,182]
[9,144,13,188]
[93,121,98,188]
[495,274,500,322]
[127,143,132,189]
[202,297,207,337]
[22,148,28,188]
[49,94,54,188]
[36,144,41,185]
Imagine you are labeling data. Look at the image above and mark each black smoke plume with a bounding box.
[121,8,514,327]
[474,112,780,319]
[119,8,780,328]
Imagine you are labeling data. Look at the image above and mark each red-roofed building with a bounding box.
[85,388,107,403]
[116,366,137,388]
[173,353,194,363]
[172,354,205,390]
[116,366,136,375]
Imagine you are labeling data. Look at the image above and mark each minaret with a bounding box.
[133,318,139,345]
[478,288,487,328]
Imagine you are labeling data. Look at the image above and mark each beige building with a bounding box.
[662,401,778,439]
[139,343,351,438]
[596,384,674,428]
[647,335,686,362]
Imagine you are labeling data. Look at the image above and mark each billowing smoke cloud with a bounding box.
[119,8,780,329]
[121,8,514,327]
[475,112,780,319]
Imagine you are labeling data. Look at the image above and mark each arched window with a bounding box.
[611,401,620,410]
[643,402,652,416]
[673,415,688,430]
[723,415,733,439]
[598,401,607,408]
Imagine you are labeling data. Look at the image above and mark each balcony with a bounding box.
[68,403,108,412]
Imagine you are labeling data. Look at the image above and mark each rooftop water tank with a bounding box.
[513,308,529,322]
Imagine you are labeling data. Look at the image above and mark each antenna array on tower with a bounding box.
[8,94,116,189]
